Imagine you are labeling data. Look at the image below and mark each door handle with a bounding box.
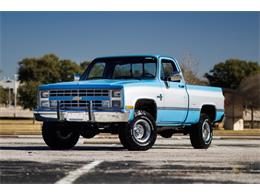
[178,84,185,88]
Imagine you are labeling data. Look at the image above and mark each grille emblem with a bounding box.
[72,96,82,101]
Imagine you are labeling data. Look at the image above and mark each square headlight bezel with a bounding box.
[112,89,121,98]
[40,90,49,98]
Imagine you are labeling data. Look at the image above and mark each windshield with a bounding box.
[80,57,157,80]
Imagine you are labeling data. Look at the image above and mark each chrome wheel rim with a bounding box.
[132,119,151,143]
[202,119,211,143]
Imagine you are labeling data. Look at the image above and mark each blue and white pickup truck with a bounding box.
[34,55,224,150]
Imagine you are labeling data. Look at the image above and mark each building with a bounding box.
[223,88,260,130]
[223,89,244,130]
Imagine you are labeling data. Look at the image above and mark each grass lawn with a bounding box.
[0,119,42,135]
[1,119,260,136]
[214,129,260,136]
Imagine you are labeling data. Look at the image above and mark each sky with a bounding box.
[0,12,259,78]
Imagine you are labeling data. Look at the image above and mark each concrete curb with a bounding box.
[217,136,260,140]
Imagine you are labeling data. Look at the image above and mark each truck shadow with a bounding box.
[0,145,189,151]
[0,146,124,151]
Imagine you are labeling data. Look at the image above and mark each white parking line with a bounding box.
[55,160,103,184]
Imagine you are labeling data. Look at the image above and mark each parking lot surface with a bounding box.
[0,135,260,183]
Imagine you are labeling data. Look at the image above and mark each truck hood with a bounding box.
[39,79,153,90]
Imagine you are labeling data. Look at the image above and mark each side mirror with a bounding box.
[74,73,81,81]
[169,73,182,82]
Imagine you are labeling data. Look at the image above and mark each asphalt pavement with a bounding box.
[0,134,260,184]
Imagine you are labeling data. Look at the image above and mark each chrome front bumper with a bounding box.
[34,110,129,122]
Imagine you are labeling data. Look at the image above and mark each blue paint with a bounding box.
[157,123,184,127]
[127,109,135,121]
[95,54,161,59]
[49,96,110,101]
[157,109,188,124]
[39,80,123,90]
[36,108,125,113]
[36,55,224,125]
[215,111,224,122]
[186,84,222,92]
[39,79,161,91]
[185,110,201,124]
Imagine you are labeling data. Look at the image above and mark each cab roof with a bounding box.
[94,54,175,60]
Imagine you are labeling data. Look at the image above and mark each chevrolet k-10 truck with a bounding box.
[34,55,224,151]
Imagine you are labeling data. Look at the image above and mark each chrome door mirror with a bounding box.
[169,73,182,82]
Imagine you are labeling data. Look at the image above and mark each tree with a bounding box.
[0,86,8,105]
[238,73,260,128]
[80,61,91,70]
[239,73,260,108]
[179,52,208,85]
[205,59,260,89]
[18,54,61,83]
[60,60,82,81]
[18,81,40,109]
[17,54,83,110]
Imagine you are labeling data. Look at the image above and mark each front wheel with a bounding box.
[42,122,80,150]
[119,110,157,151]
[189,114,213,149]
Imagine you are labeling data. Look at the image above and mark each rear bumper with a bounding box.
[34,111,129,123]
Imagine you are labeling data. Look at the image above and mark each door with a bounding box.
[158,58,189,124]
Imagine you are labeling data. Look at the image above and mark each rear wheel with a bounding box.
[42,122,80,150]
[119,110,157,151]
[189,114,213,149]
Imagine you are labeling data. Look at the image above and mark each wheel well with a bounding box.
[200,105,216,121]
[135,99,157,120]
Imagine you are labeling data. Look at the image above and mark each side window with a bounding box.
[144,63,156,77]
[161,59,178,81]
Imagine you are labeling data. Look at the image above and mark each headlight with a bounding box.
[40,91,49,98]
[50,100,57,107]
[112,100,121,108]
[102,100,110,107]
[41,101,50,108]
[112,90,121,97]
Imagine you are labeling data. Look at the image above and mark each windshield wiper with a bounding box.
[86,77,105,80]
[114,76,141,80]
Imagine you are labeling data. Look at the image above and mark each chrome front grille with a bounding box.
[49,89,110,97]
[57,100,104,110]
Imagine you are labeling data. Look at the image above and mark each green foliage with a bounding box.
[17,54,84,110]
[60,60,82,81]
[179,52,208,85]
[205,59,260,89]
[18,54,61,83]
[0,86,8,105]
[181,66,208,85]
[0,86,14,106]
[239,73,260,108]
[18,81,40,109]
[80,61,91,70]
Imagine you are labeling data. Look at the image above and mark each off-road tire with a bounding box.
[189,114,213,149]
[119,110,157,151]
[42,122,80,150]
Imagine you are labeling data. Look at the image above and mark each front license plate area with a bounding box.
[64,112,89,122]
